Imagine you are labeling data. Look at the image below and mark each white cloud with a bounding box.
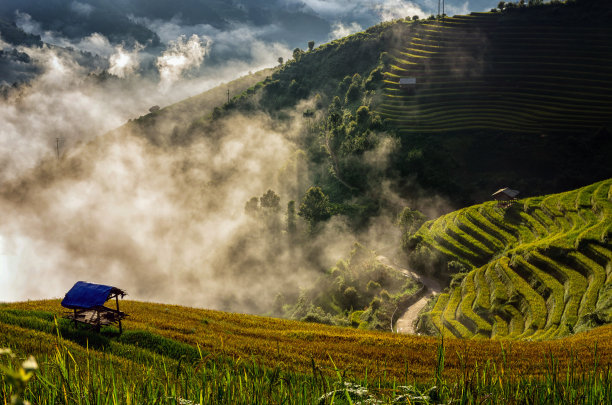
[328,22,363,41]
[156,34,212,91]
[108,44,142,78]
[75,33,115,57]
[0,35,10,50]
[374,0,428,20]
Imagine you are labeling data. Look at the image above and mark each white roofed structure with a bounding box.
[399,77,417,86]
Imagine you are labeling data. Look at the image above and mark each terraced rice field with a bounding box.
[412,179,612,339]
[379,12,612,134]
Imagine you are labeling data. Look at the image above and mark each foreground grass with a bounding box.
[2,301,612,403]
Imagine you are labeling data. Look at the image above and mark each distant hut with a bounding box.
[492,187,520,208]
[399,77,417,94]
[61,281,127,333]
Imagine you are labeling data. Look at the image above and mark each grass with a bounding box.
[5,301,612,403]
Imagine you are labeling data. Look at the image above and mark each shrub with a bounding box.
[370,297,381,311]
[343,287,359,309]
[345,83,361,104]
[367,280,381,291]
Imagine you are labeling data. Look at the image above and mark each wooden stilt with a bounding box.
[116,295,123,334]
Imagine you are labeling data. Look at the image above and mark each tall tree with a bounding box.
[287,200,297,234]
[308,40,315,52]
[298,187,331,230]
[244,197,259,216]
[260,189,281,211]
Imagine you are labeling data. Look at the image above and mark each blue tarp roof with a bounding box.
[61,281,116,309]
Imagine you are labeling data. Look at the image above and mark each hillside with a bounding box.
[2,300,612,403]
[405,178,612,339]
[121,67,274,146]
[214,1,612,206]
[2,0,612,332]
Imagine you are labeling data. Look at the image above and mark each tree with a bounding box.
[287,200,297,234]
[345,83,360,104]
[245,197,259,216]
[277,56,283,65]
[343,286,358,309]
[307,40,315,51]
[260,189,280,211]
[356,105,370,124]
[397,208,427,235]
[298,187,331,228]
[497,1,506,11]
[293,48,303,61]
[412,15,419,21]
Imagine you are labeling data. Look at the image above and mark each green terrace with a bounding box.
[377,11,612,135]
[410,179,612,340]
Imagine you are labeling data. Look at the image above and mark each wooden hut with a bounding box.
[61,281,127,332]
[492,187,520,208]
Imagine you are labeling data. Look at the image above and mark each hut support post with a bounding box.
[116,295,122,334]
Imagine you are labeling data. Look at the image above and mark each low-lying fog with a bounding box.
[0,0,473,309]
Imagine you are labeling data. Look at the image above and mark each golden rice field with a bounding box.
[3,299,612,383]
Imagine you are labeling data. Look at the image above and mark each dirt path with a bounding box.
[377,256,442,335]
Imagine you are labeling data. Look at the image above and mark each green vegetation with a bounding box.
[283,243,421,330]
[411,179,612,339]
[4,301,612,404]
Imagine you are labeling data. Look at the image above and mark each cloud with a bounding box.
[329,22,363,41]
[282,0,427,22]
[0,35,10,50]
[15,12,115,58]
[14,11,43,36]
[156,34,212,91]
[0,0,461,312]
[70,1,94,17]
[128,15,218,44]
[374,0,428,20]
[108,44,141,78]
[76,33,115,57]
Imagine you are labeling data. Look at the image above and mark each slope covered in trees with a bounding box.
[211,0,612,208]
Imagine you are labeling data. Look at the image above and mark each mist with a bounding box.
[0,97,409,312]
[0,1,461,311]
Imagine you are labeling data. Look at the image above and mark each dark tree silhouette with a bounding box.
[298,187,331,228]
[260,189,281,211]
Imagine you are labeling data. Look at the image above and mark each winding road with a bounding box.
[377,256,442,335]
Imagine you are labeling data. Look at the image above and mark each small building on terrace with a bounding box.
[399,77,417,93]
[61,281,127,332]
[492,187,520,208]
